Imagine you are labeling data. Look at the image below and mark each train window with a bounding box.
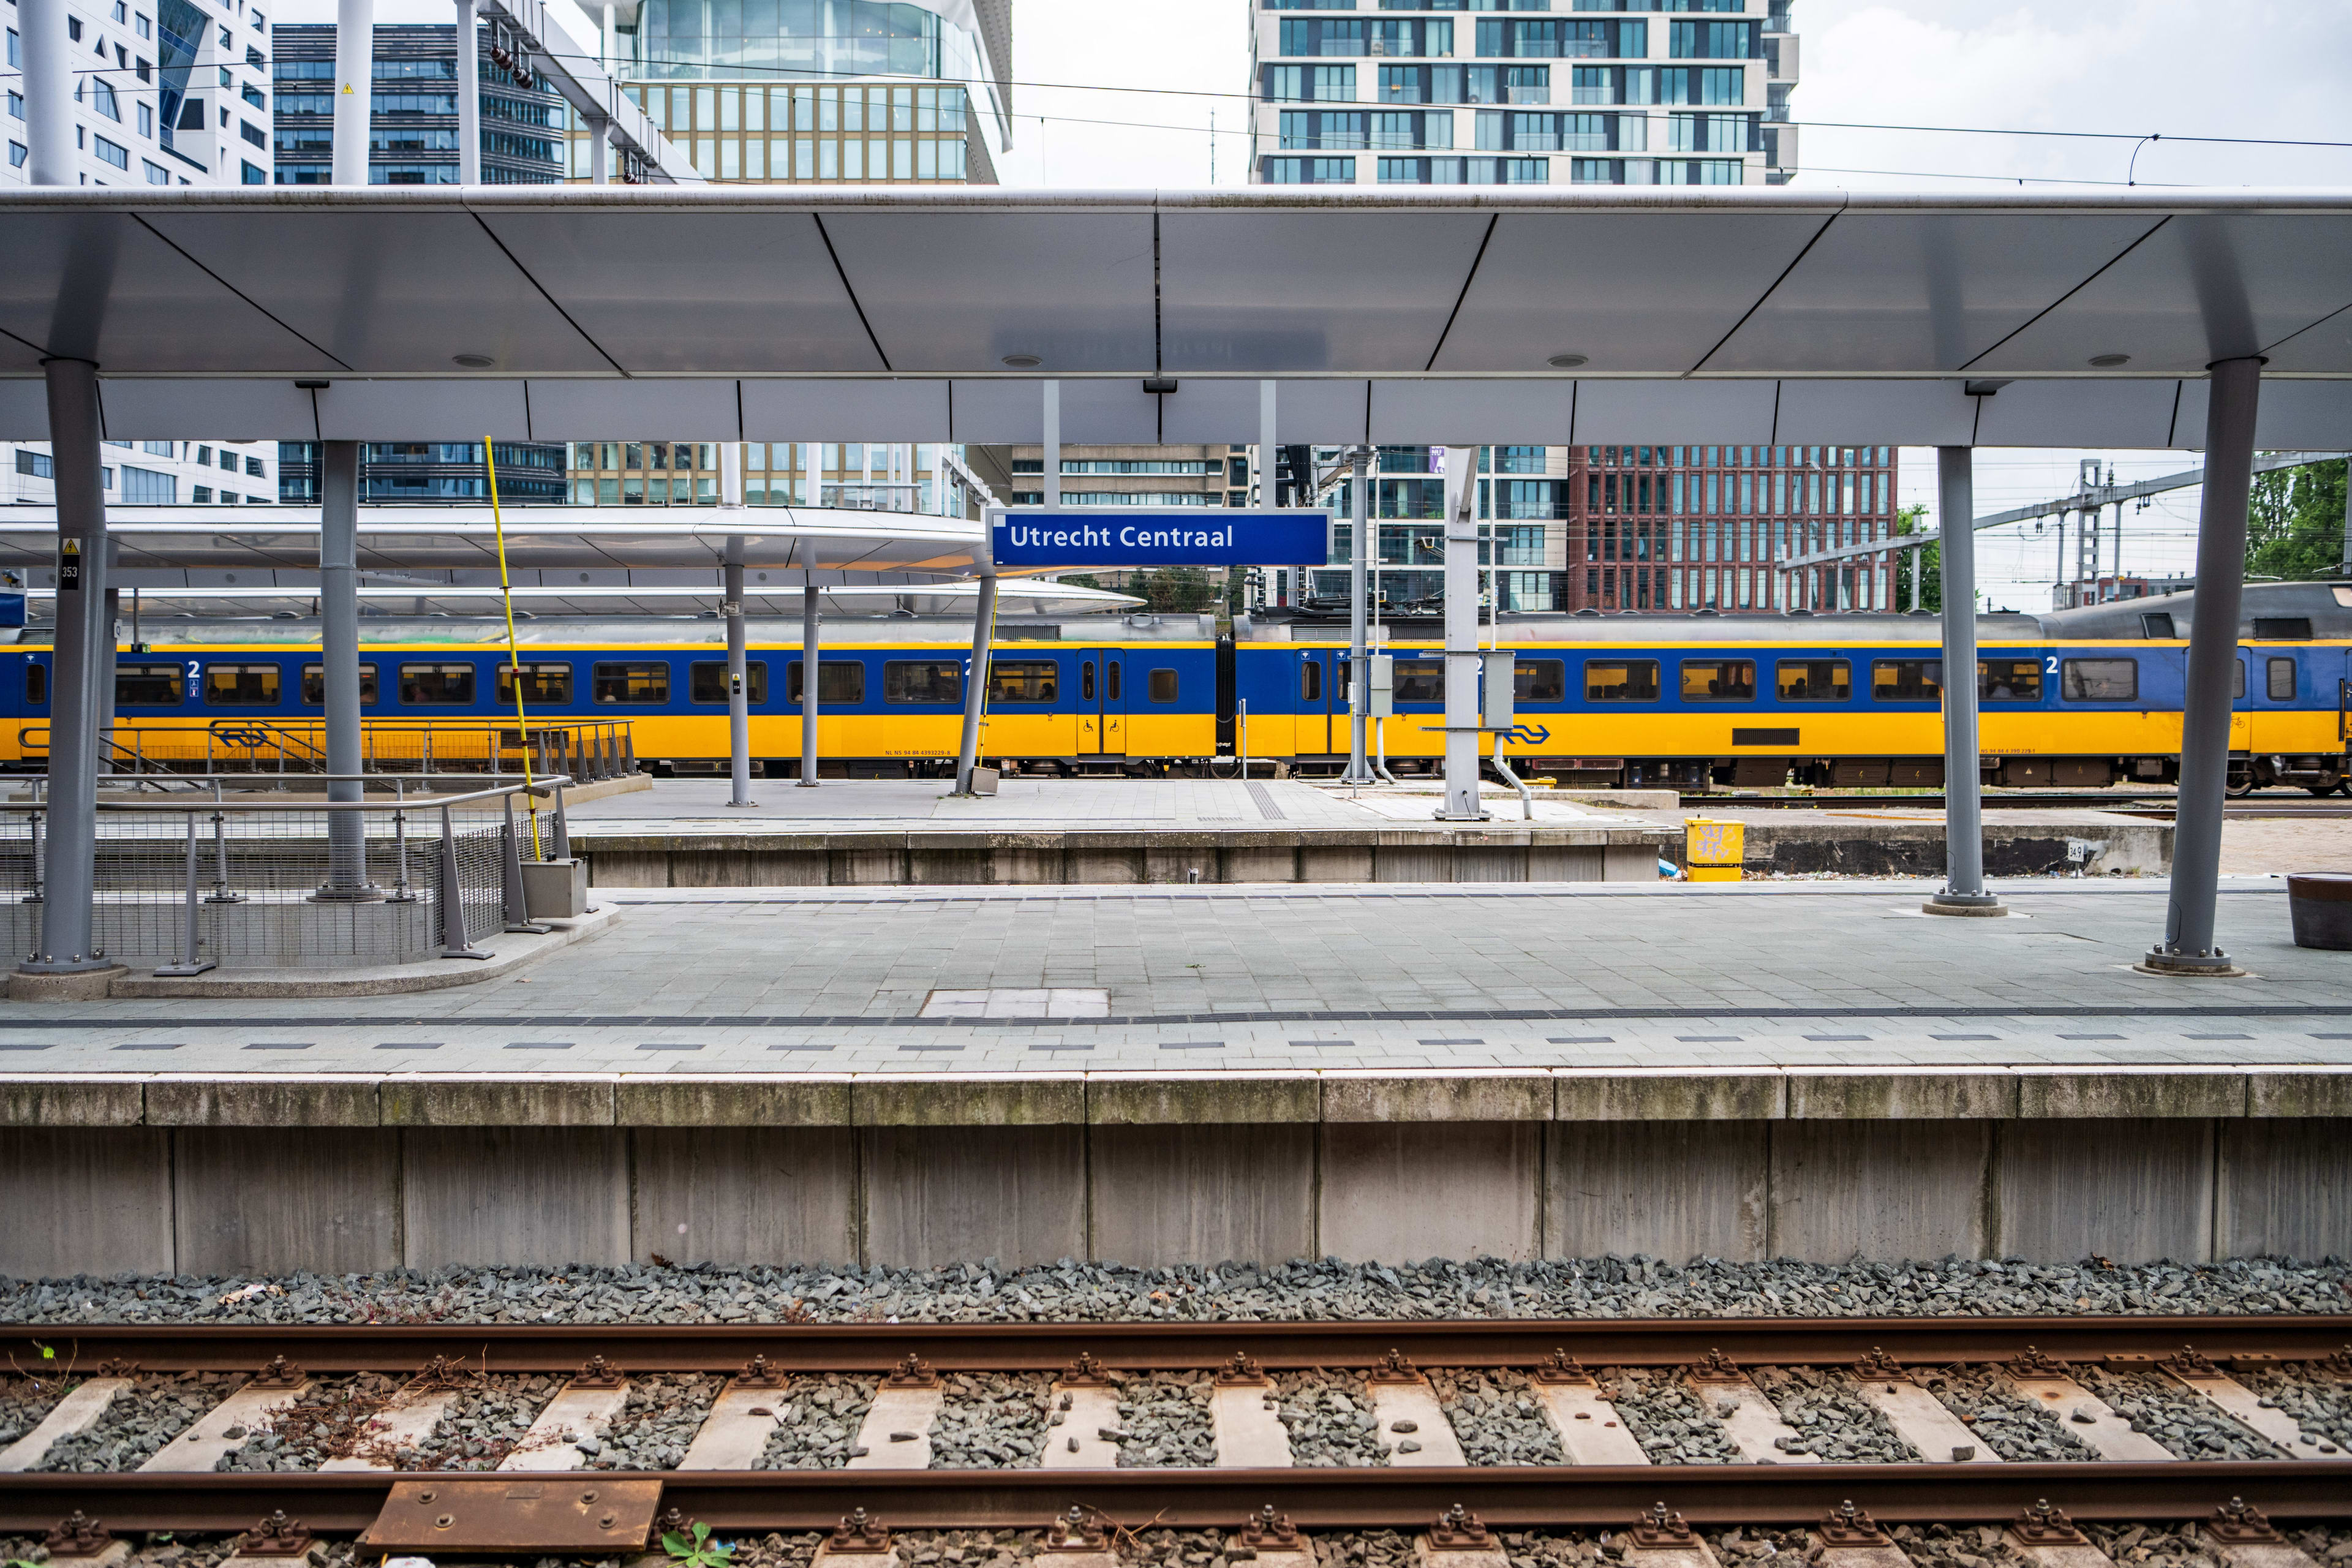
[496,663,572,704]
[1148,668,1178,703]
[301,663,381,705]
[25,663,46,707]
[592,662,670,704]
[1515,659,1566,702]
[1976,660,2041,702]
[401,663,477,705]
[687,662,767,704]
[884,660,962,704]
[2139,612,2175,639]
[116,663,186,706]
[989,660,1060,704]
[1300,660,1322,702]
[2234,659,2245,699]
[2062,658,2138,702]
[1871,660,1942,701]
[203,663,281,706]
[786,661,865,704]
[1106,663,1122,701]
[1393,659,1444,703]
[1775,659,1850,701]
[2253,617,2312,640]
[1081,662,1096,701]
[2268,657,2297,701]
[1679,660,1755,701]
[1586,660,1660,701]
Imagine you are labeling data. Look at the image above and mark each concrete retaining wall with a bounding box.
[575,831,1673,887]
[1722,816,2172,878]
[3,1069,2345,1277]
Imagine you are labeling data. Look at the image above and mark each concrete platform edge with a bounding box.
[100,905,620,998]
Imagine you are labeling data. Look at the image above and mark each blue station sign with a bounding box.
[991,508,1330,568]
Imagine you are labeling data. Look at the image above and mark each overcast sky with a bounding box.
[278,0,2352,605]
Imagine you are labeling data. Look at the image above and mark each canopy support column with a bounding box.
[720,448,756,808]
[589,116,610,185]
[333,0,376,186]
[21,358,115,979]
[952,544,997,797]
[1925,443,2002,917]
[1340,446,1376,785]
[455,0,481,184]
[313,440,380,898]
[18,0,77,185]
[799,571,821,786]
[99,587,118,755]
[2146,355,2264,975]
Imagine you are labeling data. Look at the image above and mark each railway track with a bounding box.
[1673,793,2352,814]
[3,1316,2347,1540]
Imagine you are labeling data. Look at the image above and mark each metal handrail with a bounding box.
[1,776,572,814]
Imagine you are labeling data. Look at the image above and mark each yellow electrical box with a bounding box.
[1684,818,1744,882]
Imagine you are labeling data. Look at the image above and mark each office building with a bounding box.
[271,21,565,185]
[1249,0,1796,189]
[6,0,275,508]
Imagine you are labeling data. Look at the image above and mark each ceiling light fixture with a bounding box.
[452,353,496,369]
[1547,353,1589,369]
[1000,353,1042,369]
[2087,353,2131,368]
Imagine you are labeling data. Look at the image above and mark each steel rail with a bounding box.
[8,1314,2349,1373]
[5,1463,2349,1535]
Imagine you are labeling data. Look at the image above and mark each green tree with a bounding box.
[1890,503,1940,612]
[2247,456,2348,580]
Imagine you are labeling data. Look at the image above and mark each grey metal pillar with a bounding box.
[2147,356,2264,974]
[1909,541,1922,611]
[315,440,379,897]
[1341,446,1375,784]
[99,586,119,756]
[1924,445,2002,916]
[724,558,756,807]
[455,0,482,184]
[333,0,376,186]
[952,546,998,796]
[589,117,611,184]
[18,0,77,186]
[1439,445,1483,819]
[798,571,821,786]
[24,359,113,975]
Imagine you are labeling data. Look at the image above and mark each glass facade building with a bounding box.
[271,23,566,185]
[1248,0,1798,189]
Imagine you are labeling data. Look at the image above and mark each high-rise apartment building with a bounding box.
[1248,0,1796,189]
[6,0,276,509]
[270,22,565,185]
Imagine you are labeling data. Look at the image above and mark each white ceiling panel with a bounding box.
[1267,380,1372,443]
[0,209,341,372]
[1771,380,1978,446]
[741,379,951,442]
[1159,210,1492,373]
[948,379,1049,443]
[99,379,320,442]
[314,380,533,442]
[2258,301,2352,376]
[0,379,55,441]
[2245,379,2352,450]
[818,210,1159,373]
[1058,379,1162,444]
[1574,379,1777,443]
[1707,213,2159,374]
[1369,379,1574,445]
[1158,379,1264,445]
[143,206,614,375]
[526,379,742,440]
[474,208,886,374]
[1436,210,1832,375]
[1969,380,2183,448]
[1970,214,2352,376]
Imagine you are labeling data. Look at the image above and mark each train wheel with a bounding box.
[2226,774,2256,797]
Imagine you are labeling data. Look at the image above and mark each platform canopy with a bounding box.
[16,576,1138,620]
[3,187,2351,449]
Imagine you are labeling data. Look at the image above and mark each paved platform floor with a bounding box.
[2,879,2348,1075]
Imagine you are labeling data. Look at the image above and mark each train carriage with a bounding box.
[4,582,2346,793]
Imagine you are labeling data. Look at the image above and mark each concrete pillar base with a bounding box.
[2136,948,2248,978]
[307,886,389,903]
[9,962,129,1000]
[1923,894,2007,916]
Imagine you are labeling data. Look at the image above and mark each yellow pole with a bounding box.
[484,438,542,859]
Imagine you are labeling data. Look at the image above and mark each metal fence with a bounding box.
[20,719,636,785]
[0,777,572,971]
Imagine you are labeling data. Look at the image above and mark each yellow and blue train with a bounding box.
[6,581,2348,794]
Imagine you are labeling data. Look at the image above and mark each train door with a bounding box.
[2246,647,2304,753]
[1077,648,1128,756]
[1298,649,1339,755]
[2229,649,2252,752]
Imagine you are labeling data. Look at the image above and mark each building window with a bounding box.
[1262,155,1357,184]
[121,465,176,503]
[93,134,130,168]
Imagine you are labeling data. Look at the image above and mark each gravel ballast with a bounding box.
[7,1256,2345,1325]
[584,1371,722,1469]
[1101,1370,1216,1467]
[927,1371,1051,1468]
[1428,1366,1564,1465]
[756,1373,878,1468]
[0,1374,66,1453]
[2244,1364,2352,1453]
[1273,1370,1391,1466]
[1751,1363,1920,1461]
[1603,1367,1743,1464]
[215,1371,406,1471]
[1918,1365,2098,1461]
[36,1372,243,1471]
[401,1373,562,1470]
[2078,1366,2282,1460]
